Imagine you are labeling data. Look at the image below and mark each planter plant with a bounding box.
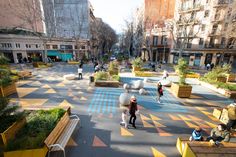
[171,58,192,98]
[0,69,17,97]
[108,61,119,76]
[131,57,143,72]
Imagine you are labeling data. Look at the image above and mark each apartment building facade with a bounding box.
[143,0,176,63]
[170,0,236,67]
[0,28,90,63]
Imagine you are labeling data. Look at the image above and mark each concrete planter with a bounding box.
[0,82,17,97]
[132,67,141,72]
[216,76,227,83]
[0,118,26,147]
[95,80,120,88]
[200,81,236,99]
[68,61,80,64]
[171,83,192,98]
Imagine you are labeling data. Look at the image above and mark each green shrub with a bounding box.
[0,97,24,133]
[0,69,12,87]
[131,57,143,68]
[95,71,109,81]
[112,75,120,81]
[203,64,231,82]
[174,58,189,85]
[140,68,150,71]
[0,55,9,65]
[108,61,119,75]
[6,108,65,151]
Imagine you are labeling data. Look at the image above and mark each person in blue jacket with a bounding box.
[189,127,203,141]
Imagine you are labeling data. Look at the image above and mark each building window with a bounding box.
[227,8,232,19]
[221,37,226,46]
[202,25,206,32]
[36,44,38,48]
[199,38,204,45]
[81,46,86,49]
[153,36,158,46]
[16,43,20,48]
[224,23,228,31]
[29,45,31,48]
[52,45,58,49]
[26,44,28,48]
[46,44,50,49]
[75,45,78,49]
[187,39,192,48]
[204,10,209,18]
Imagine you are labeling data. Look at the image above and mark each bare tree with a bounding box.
[166,2,202,58]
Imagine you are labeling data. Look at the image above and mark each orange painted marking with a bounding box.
[194,121,211,129]
[150,114,161,121]
[201,111,212,115]
[168,114,181,121]
[205,121,217,128]
[156,128,172,136]
[67,137,78,146]
[153,121,166,127]
[140,114,151,121]
[151,147,166,157]
[184,121,198,128]
[188,115,202,121]
[207,115,219,122]
[92,136,107,147]
[178,115,191,121]
[142,120,155,128]
[120,127,134,136]
[195,107,207,111]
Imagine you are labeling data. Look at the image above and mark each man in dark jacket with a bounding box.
[207,124,230,145]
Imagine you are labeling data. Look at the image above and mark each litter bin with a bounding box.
[89,76,94,83]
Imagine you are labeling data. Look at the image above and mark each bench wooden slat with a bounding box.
[192,147,236,154]
[197,154,236,157]
[44,110,70,147]
[51,119,79,151]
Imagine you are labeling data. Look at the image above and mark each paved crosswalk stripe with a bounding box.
[188,115,201,121]
[153,121,166,127]
[184,121,198,128]
[168,114,182,121]
[150,114,161,121]
[178,114,191,121]
[140,114,151,121]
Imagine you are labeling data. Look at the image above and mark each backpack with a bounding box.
[228,106,236,120]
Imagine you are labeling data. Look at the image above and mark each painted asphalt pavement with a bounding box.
[8,63,234,157]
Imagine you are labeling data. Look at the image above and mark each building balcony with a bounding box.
[204,44,225,49]
[178,4,204,14]
[176,19,199,26]
[213,0,229,7]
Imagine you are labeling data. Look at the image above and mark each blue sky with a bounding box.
[90,0,143,33]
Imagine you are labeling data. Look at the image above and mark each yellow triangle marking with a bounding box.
[17,88,38,98]
[67,137,78,146]
[56,82,65,87]
[184,121,198,128]
[150,114,161,121]
[59,100,74,108]
[194,121,211,128]
[195,107,207,111]
[17,80,32,86]
[201,111,212,115]
[45,88,56,94]
[207,115,219,122]
[178,115,191,121]
[120,127,133,136]
[156,128,172,136]
[80,96,87,101]
[151,147,166,157]
[142,120,155,128]
[19,99,48,107]
[153,121,166,127]
[31,81,42,86]
[168,114,181,121]
[188,115,201,121]
[140,114,151,121]
[42,84,51,88]
[205,121,217,128]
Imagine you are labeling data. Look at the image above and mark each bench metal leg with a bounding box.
[48,144,66,157]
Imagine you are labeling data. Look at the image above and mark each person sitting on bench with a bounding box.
[207,124,230,145]
[189,127,203,141]
[78,68,83,79]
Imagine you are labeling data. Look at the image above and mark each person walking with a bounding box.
[162,70,169,80]
[78,67,83,79]
[157,82,163,103]
[120,108,128,129]
[129,96,138,129]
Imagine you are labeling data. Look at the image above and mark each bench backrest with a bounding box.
[44,108,70,147]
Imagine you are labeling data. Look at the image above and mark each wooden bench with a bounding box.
[44,108,80,157]
[183,142,236,157]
